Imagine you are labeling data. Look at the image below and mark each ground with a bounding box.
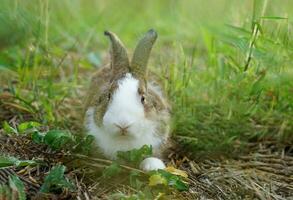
[0,133,292,199]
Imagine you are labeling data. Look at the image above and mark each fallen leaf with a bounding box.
[164,166,188,178]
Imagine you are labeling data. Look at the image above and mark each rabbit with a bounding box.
[84,29,170,171]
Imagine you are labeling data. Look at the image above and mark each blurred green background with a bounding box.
[0,0,292,155]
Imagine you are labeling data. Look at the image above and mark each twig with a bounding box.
[66,154,146,175]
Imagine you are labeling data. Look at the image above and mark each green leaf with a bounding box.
[117,145,152,166]
[73,135,94,154]
[14,159,37,167]
[102,162,122,178]
[9,175,26,200]
[40,165,75,193]
[0,156,37,168]
[17,121,41,133]
[31,131,45,144]
[2,121,17,134]
[43,130,74,150]
[0,156,15,167]
[152,170,189,191]
[129,171,144,190]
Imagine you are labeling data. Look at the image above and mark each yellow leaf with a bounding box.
[149,174,167,186]
[164,166,188,178]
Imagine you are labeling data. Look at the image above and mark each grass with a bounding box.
[0,0,292,151]
[3,0,292,151]
[0,0,293,198]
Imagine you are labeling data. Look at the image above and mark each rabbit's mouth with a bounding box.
[118,129,128,136]
[115,129,137,138]
[110,128,131,138]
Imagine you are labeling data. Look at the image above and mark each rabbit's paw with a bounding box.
[139,157,166,171]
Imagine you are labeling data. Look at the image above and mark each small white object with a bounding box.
[139,157,166,171]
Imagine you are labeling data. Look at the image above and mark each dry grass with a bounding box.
[0,133,292,199]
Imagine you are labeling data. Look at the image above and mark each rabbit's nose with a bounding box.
[114,123,132,135]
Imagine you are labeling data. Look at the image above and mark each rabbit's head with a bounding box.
[85,30,170,157]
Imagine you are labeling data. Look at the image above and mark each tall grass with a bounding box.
[0,0,292,155]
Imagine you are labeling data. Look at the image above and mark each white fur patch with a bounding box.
[85,73,163,159]
[139,157,166,171]
[103,73,144,131]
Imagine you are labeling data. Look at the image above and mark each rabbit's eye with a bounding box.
[141,95,146,104]
[108,93,111,100]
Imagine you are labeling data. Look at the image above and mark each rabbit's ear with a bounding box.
[104,31,130,75]
[131,29,157,80]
